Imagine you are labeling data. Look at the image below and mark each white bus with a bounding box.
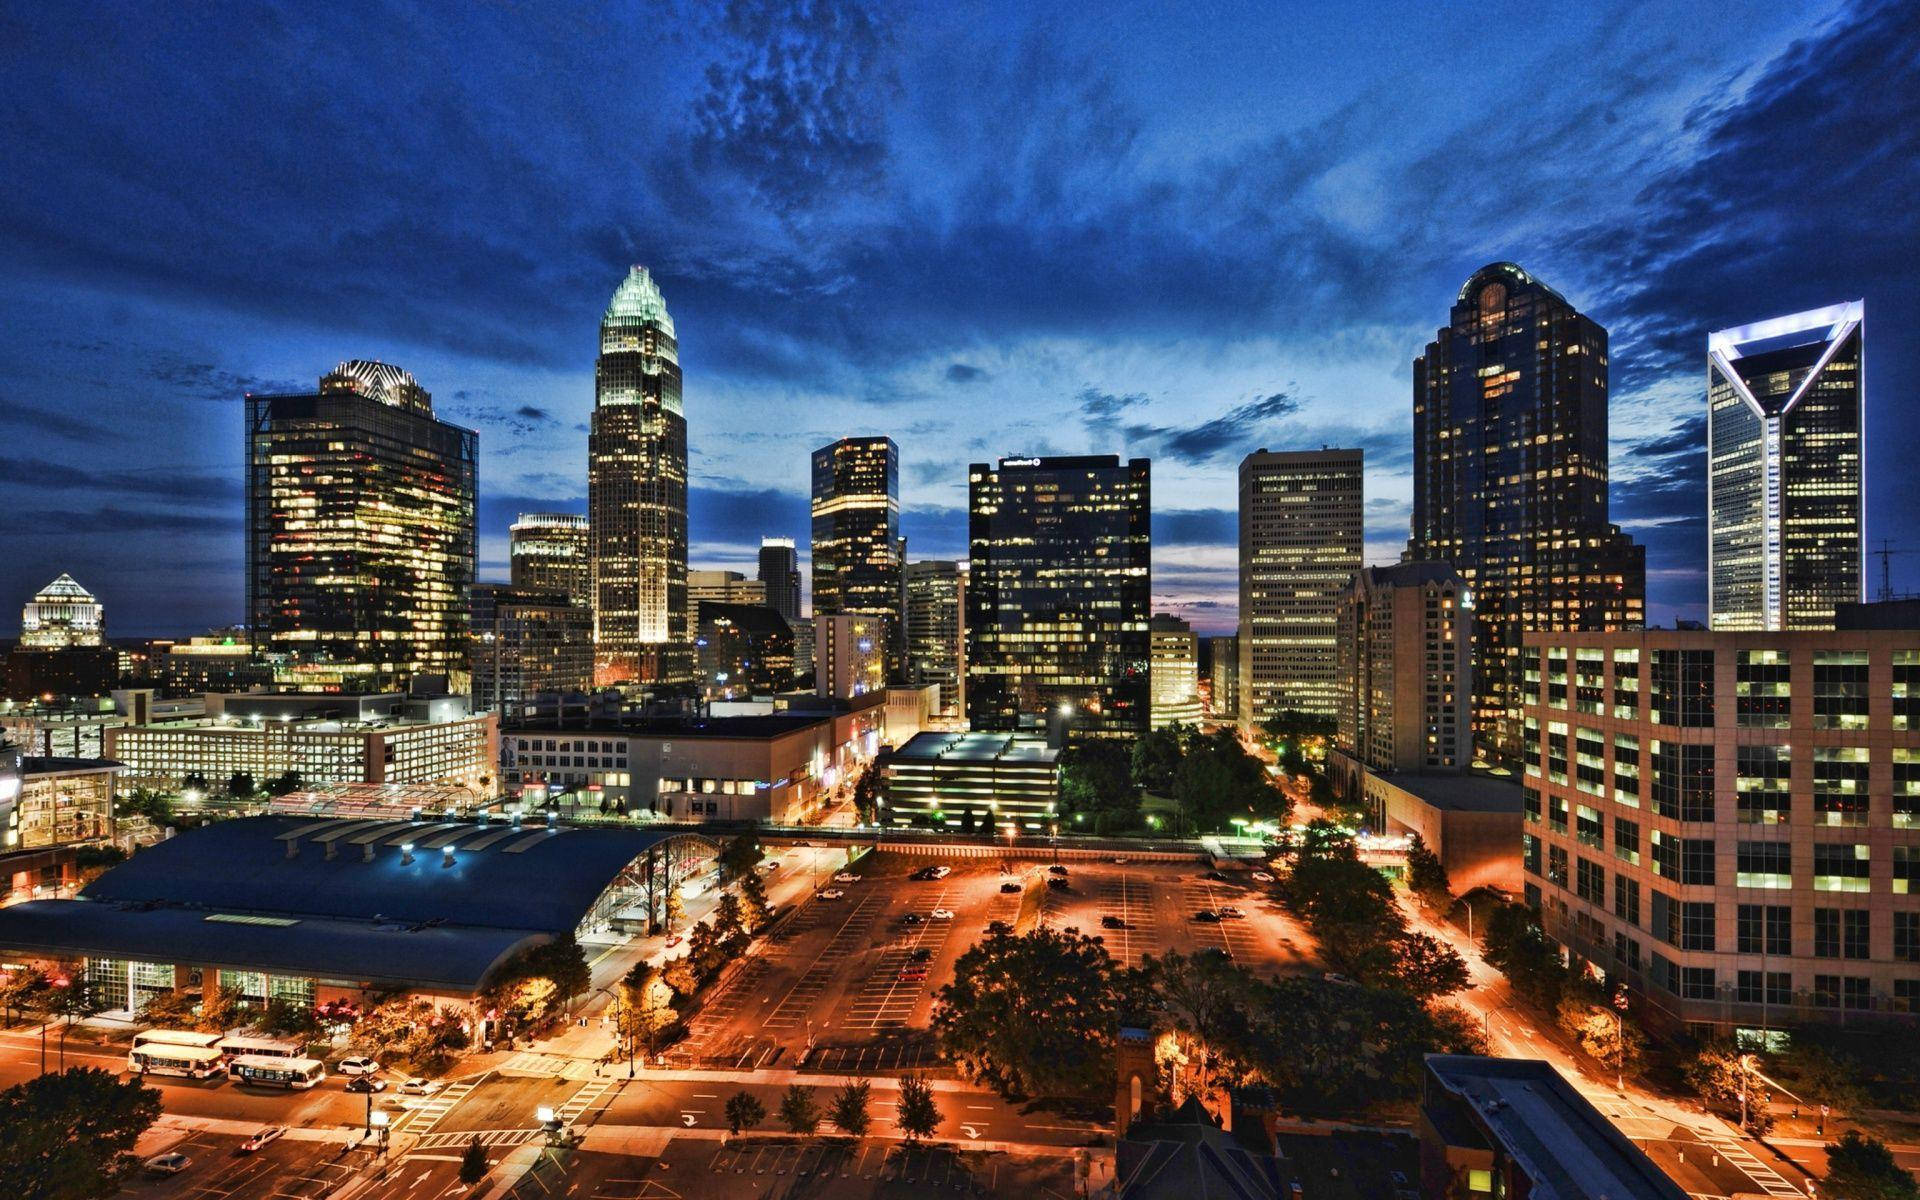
[217,1035,302,1060]
[128,1044,226,1079]
[133,1029,224,1051]
[228,1054,327,1089]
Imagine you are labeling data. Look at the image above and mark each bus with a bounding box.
[228,1054,327,1089]
[133,1029,224,1052]
[218,1035,302,1060]
[128,1044,226,1079]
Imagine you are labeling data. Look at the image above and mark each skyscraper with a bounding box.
[1707,302,1865,631]
[905,560,965,715]
[1237,448,1364,732]
[811,437,902,676]
[470,585,594,713]
[510,513,591,607]
[758,537,802,622]
[967,456,1150,737]
[1333,562,1472,775]
[1410,262,1644,757]
[247,360,476,693]
[19,574,103,649]
[589,266,689,687]
[1149,614,1202,729]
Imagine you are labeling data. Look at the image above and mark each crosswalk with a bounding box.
[499,1049,600,1080]
[392,1078,478,1133]
[557,1079,614,1126]
[1696,1130,1804,1197]
[413,1127,541,1151]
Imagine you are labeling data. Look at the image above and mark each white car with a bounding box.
[930,908,954,920]
[338,1056,381,1076]
[833,872,859,883]
[145,1153,192,1175]
[1251,871,1275,883]
[819,889,846,900]
[927,865,951,879]
[239,1127,285,1154]
[399,1078,441,1096]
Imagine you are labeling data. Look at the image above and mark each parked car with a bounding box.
[819,889,846,900]
[239,1127,286,1154]
[1204,870,1229,882]
[833,872,859,883]
[1251,871,1275,883]
[926,865,951,879]
[145,1154,192,1175]
[1101,915,1127,930]
[1047,877,1070,891]
[999,881,1022,894]
[345,1076,387,1094]
[1047,864,1069,876]
[1218,906,1245,919]
[1193,910,1221,923]
[1323,971,1358,986]
[399,1078,441,1096]
[910,866,937,880]
[899,967,930,982]
[1111,857,1130,865]
[338,1056,381,1076]
[930,908,954,920]
[984,920,1011,935]
[909,947,933,962]
[664,934,684,950]
[901,913,924,925]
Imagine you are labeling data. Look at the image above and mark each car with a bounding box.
[1101,915,1127,930]
[999,881,1022,893]
[664,934,684,950]
[764,860,782,871]
[984,920,1011,935]
[399,1078,441,1096]
[899,969,929,982]
[1192,910,1221,923]
[833,872,859,883]
[344,1076,387,1094]
[1204,870,1229,882]
[909,947,933,962]
[1251,871,1275,883]
[930,908,954,920]
[927,865,951,879]
[1047,864,1069,876]
[1218,906,1245,919]
[901,912,923,925]
[338,1056,381,1076]
[145,1153,193,1175]
[1112,857,1130,865]
[1047,877,1070,891]
[819,889,846,900]
[239,1127,286,1154]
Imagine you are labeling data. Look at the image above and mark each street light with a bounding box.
[537,1104,562,1145]
[1483,1001,1516,1048]
[369,1109,389,1156]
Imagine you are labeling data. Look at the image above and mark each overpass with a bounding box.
[565,818,1272,864]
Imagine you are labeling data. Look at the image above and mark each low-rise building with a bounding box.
[1336,763,1524,896]
[1,753,121,905]
[884,730,1061,828]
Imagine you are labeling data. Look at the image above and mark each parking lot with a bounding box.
[119,1130,360,1200]
[512,1141,1087,1198]
[673,852,1318,1072]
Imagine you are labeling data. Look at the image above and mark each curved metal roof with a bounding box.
[82,815,696,933]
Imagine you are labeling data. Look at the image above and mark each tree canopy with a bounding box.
[1823,1130,1920,1199]
[933,926,1125,1098]
[0,1068,162,1200]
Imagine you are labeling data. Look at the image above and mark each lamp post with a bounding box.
[537,1104,561,1145]
[1484,1001,1515,1049]
[370,1109,389,1157]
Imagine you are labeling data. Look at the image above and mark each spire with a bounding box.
[603,265,676,338]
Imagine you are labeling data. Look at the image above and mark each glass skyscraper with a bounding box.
[246,360,476,693]
[1707,301,1865,631]
[757,537,802,622]
[905,559,965,715]
[1410,263,1644,758]
[589,266,690,686]
[811,437,903,676]
[966,455,1150,737]
[510,512,591,608]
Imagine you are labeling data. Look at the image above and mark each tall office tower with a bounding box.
[247,360,477,693]
[811,437,903,676]
[1149,614,1202,730]
[967,456,1151,737]
[1334,562,1471,774]
[589,266,689,687]
[789,616,816,688]
[695,602,795,701]
[1708,302,1865,631]
[1237,448,1364,732]
[758,537,802,622]
[1208,633,1240,720]
[687,570,767,613]
[19,574,103,649]
[905,560,965,715]
[814,612,886,700]
[470,585,594,713]
[510,513,591,607]
[1411,262,1645,758]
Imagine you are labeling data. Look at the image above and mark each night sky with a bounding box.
[2,1,1916,636]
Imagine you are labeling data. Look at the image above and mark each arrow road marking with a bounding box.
[960,1125,982,1138]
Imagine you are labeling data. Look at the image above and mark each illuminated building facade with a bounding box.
[758,537,802,622]
[20,574,104,649]
[695,602,794,701]
[905,560,964,716]
[1334,561,1472,774]
[966,456,1150,737]
[469,585,593,713]
[1522,627,1920,1032]
[1237,448,1363,731]
[815,613,886,701]
[1208,634,1239,720]
[589,266,690,686]
[1708,302,1865,631]
[510,513,591,607]
[1411,263,1645,758]
[246,361,477,694]
[686,570,766,633]
[1149,614,1202,730]
[811,437,903,677]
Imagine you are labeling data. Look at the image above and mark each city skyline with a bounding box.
[2,2,1916,639]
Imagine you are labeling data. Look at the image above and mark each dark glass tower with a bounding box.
[1707,302,1864,630]
[1410,263,1644,757]
[966,455,1150,737]
[246,360,477,693]
[589,266,690,686]
[810,437,903,676]
[757,537,802,622]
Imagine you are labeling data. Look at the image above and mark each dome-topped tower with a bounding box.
[20,573,104,650]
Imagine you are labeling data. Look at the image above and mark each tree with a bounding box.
[458,1138,489,1186]
[1823,1130,1920,1199]
[136,987,200,1029]
[713,892,746,941]
[114,787,174,829]
[1480,902,1570,1009]
[851,768,884,824]
[661,888,686,935]
[267,771,303,797]
[717,835,761,884]
[506,933,591,1013]
[226,771,255,798]
[933,927,1123,1098]
[1139,950,1260,1098]
[778,1084,820,1135]
[896,1075,940,1144]
[1241,977,1475,1113]
[1059,739,1138,816]
[724,1090,766,1136]
[44,979,103,1069]
[1404,835,1453,914]
[737,872,772,932]
[355,996,471,1071]
[830,1081,871,1137]
[1555,993,1644,1082]
[258,997,320,1039]
[1387,931,1470,1001]
[1682,1044,1772,1134]
[0,1067,162,1200]
[615,963,677,1060]
[1,967,51,1026]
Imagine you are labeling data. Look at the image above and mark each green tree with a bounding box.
[713,892,746,941]
[1,967,52,1026]
[896,1076,940,1144]
[1131,726,1187,793]
[1242,977,1472,1112]
[258,996,320,1039]
[1555,994,1644,1082]
[520,933,591,1009]
[0,1067,163,1200]
[1387,931,1470,1001]
[1404,835,1453,914]
[737,872,772,933]
[725,1090,766,1136]
[1138,950,1260,1098]
[717,835,761,884]
[1479,902,1570,1009]
[778,1084,820,1135]
[1682,1043,1772,1134]
[267,771,303,797]
[615,962,677,1059]
[830,1081,871,1137]
[226,771,255,798]
[851,768,884,824]
[136,987,200,1029]
[1778,1043,1868,1114]
[1823,1130,1920,1199]
[1059,739,1138,816]
[458,1138,489,1186]
[114,787,174,828]
[933,927,1123,1099]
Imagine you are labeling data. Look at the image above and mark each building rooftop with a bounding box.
[22,756,122,776]
[893,730,1060,766]
[1424,1056,1688,1200]
[505,712,829,740]
[1374,766,1523,813]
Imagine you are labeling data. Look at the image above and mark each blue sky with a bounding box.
[2,0,1915,635]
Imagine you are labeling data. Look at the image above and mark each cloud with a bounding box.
[1125,391,1299,465]
[0,506,241,536]
[0,396,111,443]
[1154,508,1235,547]
[944,363,986,384]
[516,405,555,422]
[0,456,238,503]
[146,356,297,401]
